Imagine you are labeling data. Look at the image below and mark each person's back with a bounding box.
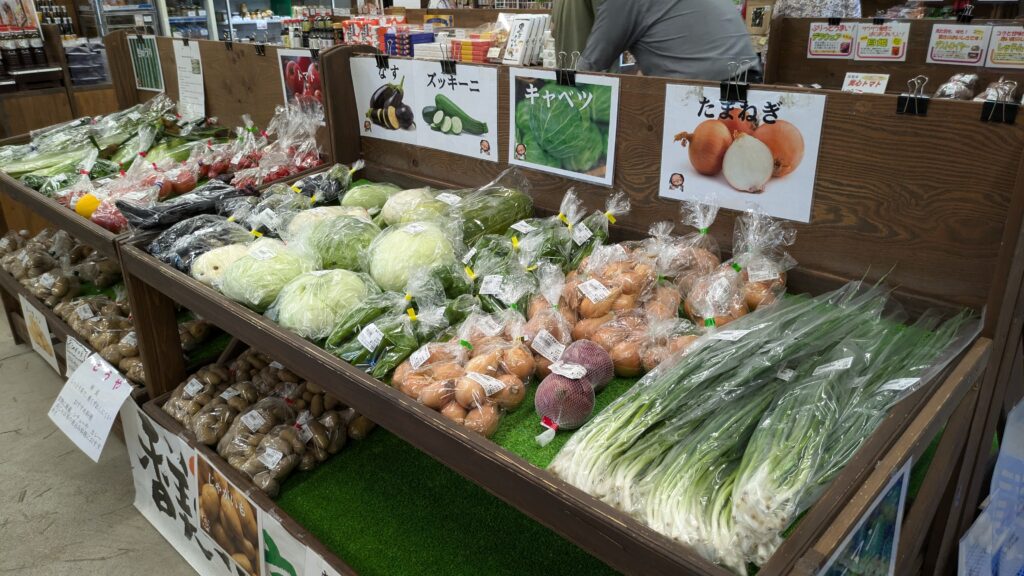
[578,0,759,81]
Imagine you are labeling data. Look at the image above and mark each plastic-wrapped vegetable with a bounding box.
[287,160,364,206]
[683,262,749,329]
[217,397,297,470]
[220,238,315,311]
[455,167,534,245]
[284,207,373,246]
[117,180,256,230]
[265,270,376,340]
[368,221,459,292]
[190,243,250,287]
[325,291,407,351]
[639,317,699,373]
[341,181,401,214]
[381,187,444,226]
[507,188,583,272]
[148,215,253,273]
[523,263,573,378]
[569,191,631,269]
[190,381,260,445]
[731,209,797,311]
[242,183,314,237]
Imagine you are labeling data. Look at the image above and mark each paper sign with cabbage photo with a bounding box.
[508,68,619,186]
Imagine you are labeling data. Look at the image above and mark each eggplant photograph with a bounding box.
[366,77,416,131]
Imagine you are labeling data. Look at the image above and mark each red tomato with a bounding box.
[285,60,303,95]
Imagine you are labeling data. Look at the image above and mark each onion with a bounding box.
[561,339,614,392]
[753,120,805,178]
[464,402,501,437]
[721,108,756,136]
[674,120,733,176]
[722,133,774,193]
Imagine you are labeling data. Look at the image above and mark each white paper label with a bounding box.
[479,275,504,295]
[357,323,384,351]
[259,447,283,468]
[477,316,503,337]
[40,273,56,289]
[467,372,505,396]
[410,346,431,370]
[813,356,854,376]
[571,222,593,246]
[183,378,204,397]
[462,247,477,265]
[120,332,137,347]
[549,361,587,379]
[777,368,796,382]
[48,354,134,462]
[241,410,266,432]
[746,258,779,283]
[879,378,920,392]
[220,387,240,400]
[249,244,276,260]
[256,19,268,30]
[404,223,426,234]
[578,279,612,303]
[269,361,284,369]
[510,220,536,234]
[530,329,565,363]
[712,329,753,342]
[75,304,94,321]
[436,192,461,206]
[65,336,91,377]
[298,424,314,443]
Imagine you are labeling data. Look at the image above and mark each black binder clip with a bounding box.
[981,81,1019,124]
[828,16,841,26]
[182,37,189,47]
[440,43,457,75]
[135,33,143,42]
[872,10,886,25]
[255,43,266,56]
[957,4,974,23]
[897,75,930,116]
[720,60,751,102]
[225,40,232,51]
[310,48,320,61]
[374,53,389,71]
[555,51,578,87]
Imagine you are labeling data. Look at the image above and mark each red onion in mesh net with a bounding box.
[534,374,596,446]
[561,339,614,392]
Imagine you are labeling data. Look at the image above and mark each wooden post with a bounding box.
[124,270,186,398]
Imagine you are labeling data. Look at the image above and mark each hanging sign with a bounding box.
[818,459,911,575]
[19,294,59,373]
[842,72,890,94]
[854,22,910,61]
[508,67,620,186]
[278,49,322,105]
[197,454,264,576]
[659,86,826,223]
[807,22,856,59]
[986,26,1024,69]
[48,354,134,462]
[351,56,419,145]
[926,24,992,66]
[128,34,164,92]
[173,39,206,121]
[415,61,499,162]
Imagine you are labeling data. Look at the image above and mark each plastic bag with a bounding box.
[732,208,797,311]
[668,198,724,294]
[217,397,296,469]
[147,214,253,273]
[569,191,631,269]
[534,369,596,446]
[454,167,534,246]
[228,115,267,172]
[639,317,699,373]
[288,160,364,206]
[282,207,375,250]
[117,180,257,231]
[683,262,749,329]
[162,364,233,426]
[190,380,260,445]
[264,270,378,341]
[243,183,314,237]
[26,258,81,307]
[523,263,573,378]
[974,77,1017,102]
[588,309,649,377]
[0,230,28,257]
[219,238,316,311]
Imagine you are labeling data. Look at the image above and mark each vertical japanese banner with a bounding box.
[508,67,620,186]
[658,86,826,223]
[807,22,856,59]
[262,513,306,576]
[854,22,910,61]
[414,60,499,162]
[197,454,264,576]
[350,56,419,145]
[986,26,1024,69]
[121,402,236,576]
[818,459,911,575]
[926,24,992,65]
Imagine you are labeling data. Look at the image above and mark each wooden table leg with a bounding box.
[125,270,186,398]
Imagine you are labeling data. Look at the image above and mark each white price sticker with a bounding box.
[578,279,612,303]
[462,247,477,265]
[256,19,268,30]
[777,368,796,382]
[249,244,277,261]
[549,361,587,379]
[120,332,137,347]
[269,361,284,369]
[879,378,920,392]
[510,220,536,234]
[436,192,461,206]
[746,257,779,283]
[571,222,593,246]
[477,316,503,337]
[183,378,204,398]
[813,356,854,376]
[64,336,91,377]
[530,329,565,363]
[410,346,431,370]
[479,275,504,296]
[220,387,240,400]
[711,329,753,342]
[241,410,266,432]
[298,424,314,443]
[40,273,56,289]
[357,323,384,351]
[404,223,427,234]
[467,372,505,396]
[75,304,94,321]
[259,447,283,468]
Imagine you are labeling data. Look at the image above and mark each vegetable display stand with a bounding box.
[764,17,1024,92]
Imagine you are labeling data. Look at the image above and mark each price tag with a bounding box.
[120,332,137,347]
[841,72,890,94]
[462,247,477,265]
[259,447,283,468]
[530,329,565,363]
[298,424,314,443]
[48,354,134,462]
[578,279,611,303]
[436,192,461,206]
[712,329,753,341]
[404,223,427,234]
[183,378,204,397]
[220,387,240,400]
[479,275,504,295]
[64,335,91,377]
[510,220,536,234]
[467,372,505,396]
[549,361,587,379]
[777,368,796,382]
[39,273,56,289]
[410,346,431,369]
[357,323,384,351]
[269,361,284,369]
[75,304,94,321]
[571,222,593,246]
[256,19,268,30]
[746,258,779,283]
[879,378,920,392]
[241,410,266,432]
[813,356,854,376]
[477,316,503,337]
[249,243,277,261]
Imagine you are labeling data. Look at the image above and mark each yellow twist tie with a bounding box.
[558,213,569,225]
[465,266,476,280]
[511,236,519,250]
[605,211,617,224]
[251,230,263,238]
[406,308,417,321]
[290,185,302,194]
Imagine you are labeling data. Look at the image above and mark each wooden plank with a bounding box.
[0,89,73,138]
[103,31,141,110]
[71,85,120,117]
[123,268,187,399]
[765,18,1024,91]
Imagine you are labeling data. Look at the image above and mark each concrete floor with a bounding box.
[0,323,195,576]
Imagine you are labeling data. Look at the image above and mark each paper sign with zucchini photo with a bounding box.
[414,61,499,162]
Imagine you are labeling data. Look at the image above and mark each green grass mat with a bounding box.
[276,428,619,576]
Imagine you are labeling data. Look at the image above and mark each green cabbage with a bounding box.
[285,206,371,239]
[298,215,381,270]
[368,222,456,292]
[562,123,604,172]
[191,243,250,287]
[342,182,401,214]
[219,239,315,311]
[267,270,372,340]
[588,85,613,124]
[527,84,594,160]
[381,188,444,226]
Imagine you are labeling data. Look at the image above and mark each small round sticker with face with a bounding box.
[669,172,685,191]
[515,143,527,161]
[480,140,491,155]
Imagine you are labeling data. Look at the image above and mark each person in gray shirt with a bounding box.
[577,0,761,81]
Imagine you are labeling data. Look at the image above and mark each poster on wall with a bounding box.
[926,24,992,65]
[278,48,322,105]
[854,22,910,61]
[121,403,237,576]
[807,22,856,59]
[0,0,41,34]
[818,460,911,575]
[18,294,59,373]
[128,34,164,92]
[414,61,499,162]
[658,86,826,223]
[173,39,206,121]
[508,67,620,186]
[986,26,1024,69]
[262,513,306,576]
[197,454,264,576]
[350,56,419,145]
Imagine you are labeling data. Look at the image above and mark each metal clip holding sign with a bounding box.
[309,48,320,62]
[182,37,189,47]
[828,16,841,26]
[720,60,751,102]
[135,33,143,43]
[957,4,974,23]
[981,81,1019,124]
[254,43,266,56]
[225,41,233,51]
[872,10,886,25]
[374,53,389,71]
[555,51,578,87]
[897,75,930,116]
[440,42,457,76]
